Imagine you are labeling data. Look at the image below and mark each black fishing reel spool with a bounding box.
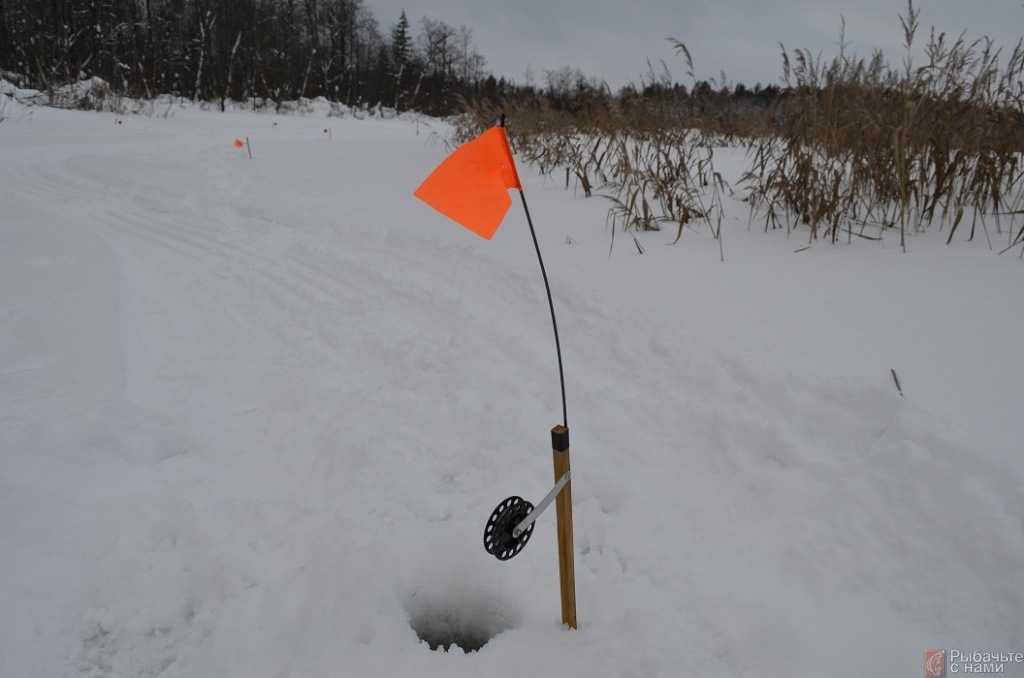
[483,496,534,560]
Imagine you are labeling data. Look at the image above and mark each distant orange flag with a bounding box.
[233,139,244,148]
[415,127,522,239]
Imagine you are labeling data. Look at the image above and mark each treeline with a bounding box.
[0,0,509,115]
[475,62,788,141]
[1,0,803,118]
[1,0,799,118]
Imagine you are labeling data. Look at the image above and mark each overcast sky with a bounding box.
[363,0,1024,90]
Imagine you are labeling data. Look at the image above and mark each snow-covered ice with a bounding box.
[1,96,1022,677]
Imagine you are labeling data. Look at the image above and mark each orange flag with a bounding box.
[233,139,244,148]
[415,127,522,239]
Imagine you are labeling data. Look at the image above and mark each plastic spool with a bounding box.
[483,496,535,560]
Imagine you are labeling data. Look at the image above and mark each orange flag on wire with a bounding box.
[415,127,522,239]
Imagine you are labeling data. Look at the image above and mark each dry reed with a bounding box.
[455,1,1024,255]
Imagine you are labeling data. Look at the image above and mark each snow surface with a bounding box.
[1,95,1022,678]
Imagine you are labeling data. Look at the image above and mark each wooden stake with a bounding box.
[552,425,576,629]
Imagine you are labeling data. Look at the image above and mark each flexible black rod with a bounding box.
[518,189,568,428]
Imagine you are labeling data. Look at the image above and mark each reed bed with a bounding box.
[744,7,1024,252]
[455,66,731,258]
[456,2,1024,255]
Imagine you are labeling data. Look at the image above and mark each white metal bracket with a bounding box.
[513,470,571,538]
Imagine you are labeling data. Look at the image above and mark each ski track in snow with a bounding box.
[1,103,1022,678]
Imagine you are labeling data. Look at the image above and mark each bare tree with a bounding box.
[419,17,456,79]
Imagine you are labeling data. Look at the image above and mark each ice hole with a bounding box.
[405,583,516,653]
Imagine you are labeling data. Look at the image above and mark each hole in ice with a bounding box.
[405,583,516,653]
